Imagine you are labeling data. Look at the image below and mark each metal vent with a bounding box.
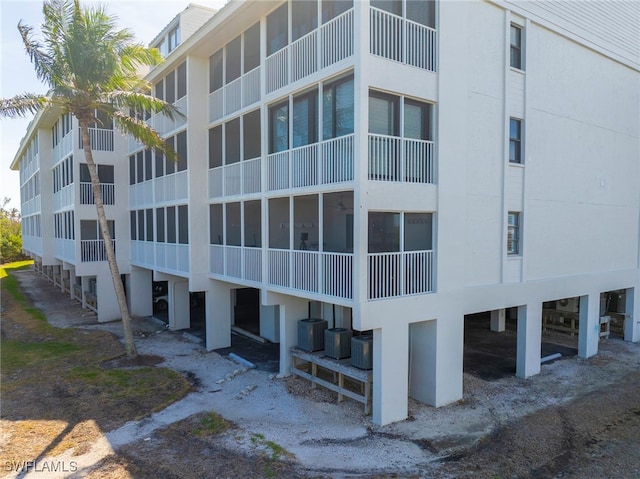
[297,318,328,352]
[324,328,352,359]
[351,334,373,370]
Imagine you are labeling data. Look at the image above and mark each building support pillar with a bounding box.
[205,281,233,350]
[624,287,639,343]
[373,322,409,425]
[277,296,309,378]
[128,267,153,317]
[490,309,506,332]
[169,280,190,330]
[578,292,600,358]
[516,302,542,378]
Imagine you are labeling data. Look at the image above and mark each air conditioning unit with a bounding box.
[297,318,328,352]
[324,328,352,359]
[556,297,579,313]
[351,334,373,370]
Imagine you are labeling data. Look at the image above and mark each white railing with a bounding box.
[293,250,319,293]
[80,239,115,262]
[243,67,261,107]
[323,135,354,184]
[209,244,224,275]
[369,134,434,183]
[244,247,262,282]
[266,9,353,94]
[53,133,73,165]
[155,170,188,203]
[209,88,225,123]
[150,96,188,136]
[321,9,354,67]
[209,167,224,198]
[79,128,114,151]
[322,252,353,299]
[54,184,74,211]
[268,249,290,287]
[225,245,243,278]
[80,182,115,205]
[22,235,42,256]
[54,238,75,263]
[370,8,437,72]
[291,144,318,188]
[225,77,242,115]
[291,30,318,82]
[243,157,261,194]
[224,162,242,196]
[368,250,434,299]
[129,182,154,209]
[268,134,354,191]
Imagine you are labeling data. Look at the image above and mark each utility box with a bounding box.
[297,318,328,352]
[324,328,352,359]
[351,334,373,370]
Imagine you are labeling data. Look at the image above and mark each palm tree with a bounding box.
[1,0,183,358]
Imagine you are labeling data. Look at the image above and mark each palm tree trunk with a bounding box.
[79,119,137,358]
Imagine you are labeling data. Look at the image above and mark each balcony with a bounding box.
[131,240,190,274]
[368,134,435,183]
[53,132,73,164]
[370,7,437,72]
[265,9,354,94]
[80,239,115,262]
[209,245,353,300]
[209,67,261,123]
[80,182,115,205]
[78,127,114,151]
[267,134,354,192]
[55,238,75,263]
[209,157,261,199]
[54,183,74,211]
[368,250,434,300]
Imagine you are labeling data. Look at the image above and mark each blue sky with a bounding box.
[0,0,224,211]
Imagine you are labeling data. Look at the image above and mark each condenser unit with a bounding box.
[556,297,579,313]
[297,318,328,352]
[351,334,373,370]
[324,328,352,359]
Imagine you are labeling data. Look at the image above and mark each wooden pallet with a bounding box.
[291,347,373,414]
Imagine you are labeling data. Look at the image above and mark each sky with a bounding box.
[0,0,226,212]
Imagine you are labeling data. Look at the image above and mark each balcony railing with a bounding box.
[209,157,261,199]
[370,8,437,72]
[80,182,115,205]
[209,66,261,123]
[55,238,75,263]
[54,184,74,211]
[78,128,114,151]
[368,134,434,183]
[209,245,353,300]
[368,250,434,299]
[80,239,115,262]
[53,133,73,164]
[267,134,354,192]
[265,9,353,94]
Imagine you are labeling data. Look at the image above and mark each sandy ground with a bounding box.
[5,268,640,478]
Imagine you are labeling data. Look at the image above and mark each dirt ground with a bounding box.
[2,267,640,478]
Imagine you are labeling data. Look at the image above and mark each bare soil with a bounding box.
[2,267,640,478]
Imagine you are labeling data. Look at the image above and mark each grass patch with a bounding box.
[2,340,83,373]
[0,260,33,279]
[249,433,295,478]
[193,412,231,437]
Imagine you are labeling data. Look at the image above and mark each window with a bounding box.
[176,131,187,171]
[209,49,223,93]
[369,92,399,136]
[178,205,189,244]
[404,99,432,140]
[225,118,241,165]
[168,25,180,53]
[267,3,288,56]
[406,0,435,28]
[368,212,400,253]
[130,211,136,240]
[80,164,114,183]
[243,110,261,160]
[156,208,165,242]
[507,212,521,255]
[165,70,176,104]
[293,90,318,148]
[269,102,289,153]
[209,204,223,244]
[226,202,241,246]
[404,213,433,251]
[509,118,522,164]
[244,23,260,72]
[209,126,223,168]
[226,35,242,83]
[155,79,164,101]
[510,24,523,70]
[322,0,352,23]
[244,200,261,247]
[177,62,187,99]
[323,76,354,140]
[145,149,153,180]
[292,0,317,41]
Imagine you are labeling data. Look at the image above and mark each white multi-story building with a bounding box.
[13,0,640,426]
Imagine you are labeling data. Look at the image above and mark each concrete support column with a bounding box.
[409,315,464,411]
[277,296,309,378]
[578,292,600,358]
[69,269,76,300]
[373,322,409,425]
[206,281,233,350]
[259,304,279,343]
[490,309,506,332]
[128,267,153,317]
[516,302,542,378]
[96,269,120,322]
[169,280,190,330]
[624,287,639,343]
